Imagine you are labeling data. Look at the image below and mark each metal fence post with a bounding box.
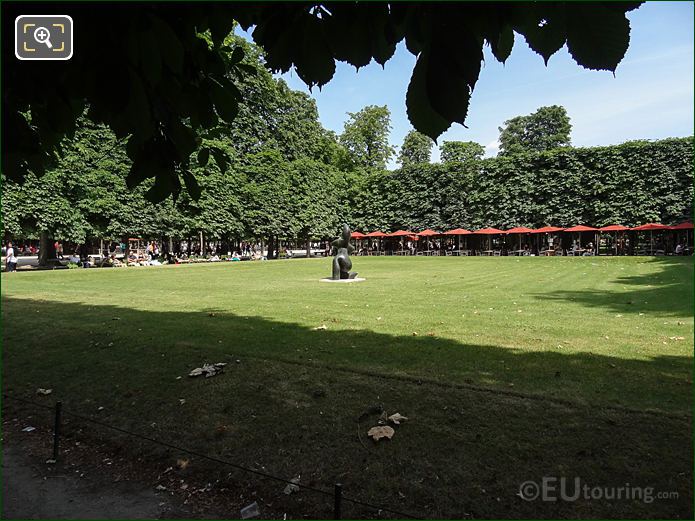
[334,483,342,519]
[52,401,62,461]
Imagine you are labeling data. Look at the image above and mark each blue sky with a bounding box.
[238,2,694,168]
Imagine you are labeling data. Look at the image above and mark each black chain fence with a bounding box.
[3,393,421,519]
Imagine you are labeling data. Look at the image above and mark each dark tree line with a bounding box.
[3,2,644,201]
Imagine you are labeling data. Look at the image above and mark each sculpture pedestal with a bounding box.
[319,277,366,283]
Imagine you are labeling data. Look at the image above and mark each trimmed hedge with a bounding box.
[352,137,693,231]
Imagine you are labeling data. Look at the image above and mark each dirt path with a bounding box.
[2,444,173,519]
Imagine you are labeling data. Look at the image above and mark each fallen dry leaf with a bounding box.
[368,425,395,441]
[176,458,189,470]
[36,388,52,396]
[669,336,685,341]
[312,325,327,331]
[283,476,301,495]
[388,413,408,425]
[189,362,226,378]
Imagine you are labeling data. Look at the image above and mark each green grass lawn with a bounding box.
[2,256,693,518]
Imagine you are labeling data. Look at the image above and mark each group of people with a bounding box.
[4,232,693,272]
[1,242,38,257]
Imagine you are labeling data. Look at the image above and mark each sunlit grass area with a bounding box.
[2,256,692,517]
[3,256,691,411]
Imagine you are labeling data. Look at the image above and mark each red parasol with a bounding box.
[598,225,629,255]
[564,225,598,232]
[506,226,534,234]
[529,226,564,234]
[671,221,694,230]
[351,231,367,239]
[474,227,506,234]
[505,227,534,251]
[444,228,472,235]
[442,228,471,252]
[365,230,386,254]
[564,225,598,251]
[417,229,439,236]
[599,225,629,232]
[529,226,563,254]
[632,223,671,231]
[387,230,416,253]
[632,223,671,253]
[474,227,505,253]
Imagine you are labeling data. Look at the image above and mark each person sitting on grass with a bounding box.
[231,251,241,262]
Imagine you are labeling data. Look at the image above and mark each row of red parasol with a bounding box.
[352,222,693,238]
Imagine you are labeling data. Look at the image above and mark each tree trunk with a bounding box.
[124,235,130,266]
[38,231,56,266]
[306,234,312,258]
[199,231,204,256]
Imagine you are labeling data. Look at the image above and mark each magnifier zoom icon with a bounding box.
[34,26,53,49]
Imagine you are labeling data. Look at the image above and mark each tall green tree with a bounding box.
[498,105,572,156]
[240,151,293,258]
[440,141,485,163]
[339,105,395,170]
[398,131,434,166]
[5,3,643,199]
[288,158,347,256]
[222,34,340,165]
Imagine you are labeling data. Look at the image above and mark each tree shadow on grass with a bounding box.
[536,257,693,317]
[2,296,693,519]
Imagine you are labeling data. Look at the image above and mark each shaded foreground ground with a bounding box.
[2,257,693,518]
[2,441,172,519]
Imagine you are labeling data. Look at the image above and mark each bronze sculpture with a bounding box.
[331,224,358,280]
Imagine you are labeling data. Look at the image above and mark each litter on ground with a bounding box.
[368,425,395,441]
[188,363,227,378]
[283,475,301,495]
